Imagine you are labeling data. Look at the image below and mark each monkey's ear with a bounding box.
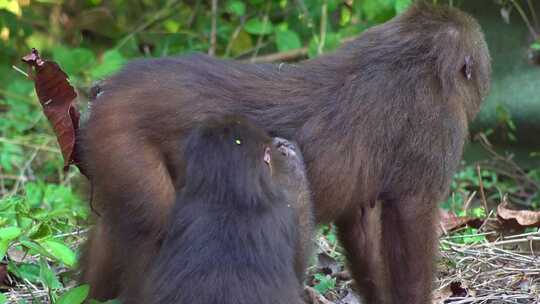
[264,147,272,166]
[462,55,473,80]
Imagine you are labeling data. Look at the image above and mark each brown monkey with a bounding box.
[80,2,491,304]
[138,116,312,304]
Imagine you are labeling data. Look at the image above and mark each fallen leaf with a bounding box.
[439,209,483,235]
[497,201,540,227]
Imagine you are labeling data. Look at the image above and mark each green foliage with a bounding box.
[0,0,535,300]
[57,285,89,304]
[4,0,408,300]
[313,273,337,294]
[450,228,487,245]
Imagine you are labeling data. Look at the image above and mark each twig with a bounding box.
[510,0,538,39]
[250,3,271,62]
[476,165,489,213]
[527,0,539,30]
[304,286,333,304]
[116,0,181,50]
[318,0,328,55]
[462,190,477,212]
[209,0,218,56]
[246,47,309,63]
[12,65,29,78]
[0,137,60,154]
[477,133,539,191]
[224,17,246,57]
[10,140,48,195]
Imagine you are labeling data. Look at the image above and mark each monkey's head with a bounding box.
[182,115,299,206]
[349,2,491,122]
[400,2,491,119]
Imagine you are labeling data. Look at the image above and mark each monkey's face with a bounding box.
[264,137,308,198]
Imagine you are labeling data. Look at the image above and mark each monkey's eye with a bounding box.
[462,55,473,80]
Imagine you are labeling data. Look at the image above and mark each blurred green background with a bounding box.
[0,0,539,303]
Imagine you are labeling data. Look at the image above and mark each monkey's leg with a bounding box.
[336,204,391,304]
[117,237,161,304]
[381,197,438,304]
[80,220,122,301]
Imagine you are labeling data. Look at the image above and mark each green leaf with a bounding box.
[28,223,52,241]
[39,258,62,290]
[308,33,341,58]
[0,226,21,258]
[24,182,44,208]
[52,46,96,76]
[395,0,413,14]
[20,240,46,256]
[227,0,246,16]
[57,285,89,304]
[531,42,540,50]
[0,240,8,261]
[89,50,127,79]
[40,240,76,267]
[313,273,336,294]
[356,0,395,23]
[244,18,274,35]
[275,29,301,52]
[8,262,41,284]
[0,227,22,241]
[228,30,253,56]
[0,293,6,304]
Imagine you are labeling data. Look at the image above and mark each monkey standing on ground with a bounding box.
[139,116,313,304]
[80,2,491,303]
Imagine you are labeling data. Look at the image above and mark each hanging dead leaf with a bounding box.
[497,200,540,227]
[21,48,86,176]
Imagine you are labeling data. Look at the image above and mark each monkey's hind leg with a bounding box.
[380,196,438,304]
[337,204,391,304]
[80,219,122,301]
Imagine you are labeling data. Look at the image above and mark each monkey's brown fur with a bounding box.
[80,3,490,303]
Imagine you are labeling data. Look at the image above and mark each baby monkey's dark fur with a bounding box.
[80,2,491,303]
[140,116,312,304]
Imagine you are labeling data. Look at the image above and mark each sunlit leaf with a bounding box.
[57,285,89,304]
[227,0,246,16]
[89,49,127,79]
[40,240,76,267]
[245,18,274,35]
[395,0,413,14]
[275,29,301,51]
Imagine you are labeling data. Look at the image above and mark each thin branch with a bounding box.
[476,165,489,213]
[116,0,181,50]
[250,3,271,62]
[510,0,538,39]
[12,65,29,78]
[317,0,328,55]
[527,0,539,30]
[246,47,309,63]
[209,0,218,56]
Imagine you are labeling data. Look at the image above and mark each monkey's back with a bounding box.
[149,197,303,304]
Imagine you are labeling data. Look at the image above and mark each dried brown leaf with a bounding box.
[21,48,85,175]
[497,201,540,227]
[439,209,483,234]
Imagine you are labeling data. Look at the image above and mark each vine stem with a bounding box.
[510,0,538,40]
